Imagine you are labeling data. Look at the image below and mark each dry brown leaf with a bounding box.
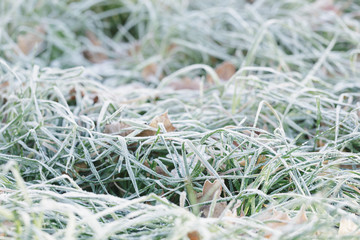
[74,162,88,173]
[17,26,45,55]
[141,63,163,82]
[293,206,308,224]
[201,179,222,201]
[143,160,169,177]
[187,231,201,240]
[0,81,9,89]
[207,61,236,83]
[104,122,133,137]
[169,77,200,90]
[338,216,360,236]
[312,0,341,15]
[239,155,267,167]
[83,31,108,63]
[196,179,228,218]
[256,207,308,238]
[138,112,176,137]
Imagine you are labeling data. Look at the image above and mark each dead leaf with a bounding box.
[312,0,341,15]
[143,160,169,177]
[17,26,45,55]
[293,206,308,224]
[0,81,9,89]
[104,122,133,137]
[141,63,163,82]
[83,31,108,63]
[338,216,360,236]
[207,61,236,83]
[137,112,176,136]
[127,42,142,57]
[74,162,88,172]
[201,179,222,201]
[256,206,308,238]
[196,179,228,218]
[239,155,267,167]
[187,231,200,240]
[169,77,200,90]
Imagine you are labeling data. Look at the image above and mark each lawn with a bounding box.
[1,0,360,239]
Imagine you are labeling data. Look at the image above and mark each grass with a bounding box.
[1,0,360,239]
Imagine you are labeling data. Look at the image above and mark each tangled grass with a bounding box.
[1,0,360,239]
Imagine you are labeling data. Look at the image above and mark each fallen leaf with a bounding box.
[197,179,227,218]
[83,31,108,63]
[141,63,163,82]
[239,155,267,167]
[207,61,236,83]
[312,0,341,15]
[17,26,45,55]
[127,42,142,56]
[104,122,133,137]
[143,160,169,177]
[187,231,200,240]
[293,206,308,224]
[201,179,222,201]
[137,112,176,136]
[74,162,88,173]
[338,216,360,236]
[256,206,308,238]
[169,77,200,90]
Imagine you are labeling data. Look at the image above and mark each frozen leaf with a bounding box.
[17,26,45,55]
[104,122,133,137]
[138,112,176,136]
[338,216,360,236]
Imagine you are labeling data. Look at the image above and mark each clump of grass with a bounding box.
[0,0,360,239]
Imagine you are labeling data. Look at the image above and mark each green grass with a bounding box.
[1,0,360,239]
